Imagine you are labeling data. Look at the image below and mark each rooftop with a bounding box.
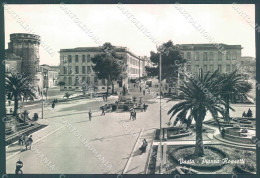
[60,46,142,60]
[176,43,242,50]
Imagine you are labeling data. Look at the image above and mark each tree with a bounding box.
[146,41,186,93]
[91,43,125,94]
[167,70,233,156]
[5,73,36,116]
[58,81,65,90]
[218,70,252,121]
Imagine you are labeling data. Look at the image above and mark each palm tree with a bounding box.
[218,70,252,121]
[167,70,233,156]
[5,73,36,116]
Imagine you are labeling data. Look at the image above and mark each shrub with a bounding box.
[112,105,117,111]
[33,113,39,121]
[123,105,129,111]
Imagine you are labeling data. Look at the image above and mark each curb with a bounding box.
[122,128,144,174]
[144,129,156,174]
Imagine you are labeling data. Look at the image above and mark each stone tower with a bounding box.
[8,33,40,81]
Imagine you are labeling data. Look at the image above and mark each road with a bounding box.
[6,86,256,174]
[6,87,174,174]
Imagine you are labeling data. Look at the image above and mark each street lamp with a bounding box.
[159,48,163,173]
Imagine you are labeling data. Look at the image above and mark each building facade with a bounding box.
[5,33,43,97]
[5,53,22,74]
[39,64,59,88]
[176,43,242,75]
[59,46,143,91]
[238,56,256,79]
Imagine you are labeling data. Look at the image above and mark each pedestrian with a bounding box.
[105,94,108,101]
[101,106,105,116]
[130,110,133,120]
[8,100,11,106]
[143,90,145,96]
[242,111,247,118]
[102,95,105,101]
[10,108,13,114]
[247,108,252,117]
[15,160,23,174]
[18,134,25,146]
[25,135,33,150]
[143,103,147,112]
[134,84,135,88]
[52,102,55,109]
[140,86,142,92]
[133,110,137,120]
[88,110,92,121]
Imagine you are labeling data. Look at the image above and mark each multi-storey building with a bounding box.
[176,43,255,103]
[39,64,59,88]
[176,43,242,75]
[59,46,143,91]
[238,56,256,79]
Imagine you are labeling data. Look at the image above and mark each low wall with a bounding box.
[224,128,255,144]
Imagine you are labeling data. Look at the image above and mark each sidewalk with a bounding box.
[122,128,156,174]
[6,118,64,160]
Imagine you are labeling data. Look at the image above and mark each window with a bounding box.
[218,52,222,61]
[203,52,208,61]
[232,52,237,60]
[226,64,231,72]
[102,79,106,85]
[82,66,86,74]
[68,77,72,85]
[68,55,72,63]
[218,65,222,72]
[94,77,98,84]
[87,66,91,74]
[87,77,91,85]
[75,66,79,74]
[68,67,72,74]
[63,67,67,74]
[195,52,199,60]
[64,77,67,84]
[226,52,231,60]
[63,56,67,64]
[187,52,191,60]
[209,52,214,61]
[203,65,208,72]
[82,76,86,83]
[87,54,91,62]
[180,52,184,58]
[75,55,79,62]
[75,76,79,86]
[209,65,214,72]
[82,55,86,62]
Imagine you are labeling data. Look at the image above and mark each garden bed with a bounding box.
[169,145,228,171]
[165,144,256,174]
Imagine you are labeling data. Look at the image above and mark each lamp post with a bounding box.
[41,94,44,119]
[159,49,163,173]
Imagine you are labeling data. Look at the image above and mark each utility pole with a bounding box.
[41,94,44,119]
[159,49,163,173]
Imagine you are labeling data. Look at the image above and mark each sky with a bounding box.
[4,4,255,66]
